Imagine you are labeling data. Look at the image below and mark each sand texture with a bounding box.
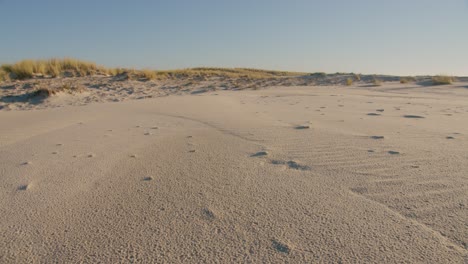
[0,77,467,263]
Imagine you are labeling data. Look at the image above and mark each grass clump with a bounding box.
[400,76,416,83]
[0,67,10,83]
[346,78,354,86]
[372,78,382,86]
[1,58,104,80]
[311,72,327,77]
[106,68,126,76]
[353,73,361,81]
[432,75,453,85]
[32,81,87,97]
[138,69,157,80]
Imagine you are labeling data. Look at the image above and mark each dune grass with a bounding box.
[0,67,10,83]
[310,72,327,77]
[346,78,353,86]
[153,67,304,80]
[32,81,87,97]
[1,58,107,80]
[1,58,305,82]
[400,76,416,83]
[353,73,361,81]
[432,75,453,85]
[372,78,382,86]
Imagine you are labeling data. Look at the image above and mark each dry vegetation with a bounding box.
[0,67,10,82]
[372,78,382,86]
[400,76,416,83]
[1,58,107,80]
[32,82,87,97]
[346,78,353,86]
[153,68,303,80]
[0,58,304,83]
[432,75,453,85]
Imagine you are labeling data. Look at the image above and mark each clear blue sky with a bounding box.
[1,0,467,75]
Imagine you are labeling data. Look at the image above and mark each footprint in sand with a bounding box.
[88,153,96,158]
[130,154,137,158]
[18,184,30,191]
[271,160,311,171]
[446,136,455,140]
[52,151,59,155]
[56,143,63,146]
[251,151,268,157]
[21,161,32,166]
[403,115,425,119]
[202,208,216,220]
[295,125,310,129]
[188,150,196,153]
[272,240,291,254]
[144,132,153,136]
[367,113,381,116]
[370,136,385,140]
[376,109,384,112]
[151,126,159,130]
[368,150,375,153]
[388,151,400,155]
[351,187,368,195]
[143,176,153,181]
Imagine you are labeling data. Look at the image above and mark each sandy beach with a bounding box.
[0,75,467,263]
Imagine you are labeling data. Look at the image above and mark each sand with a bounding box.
[0,79,467,263]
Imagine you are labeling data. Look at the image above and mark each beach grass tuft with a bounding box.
[432,75,453,85]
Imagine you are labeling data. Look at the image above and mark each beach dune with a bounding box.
[0,81,467,263]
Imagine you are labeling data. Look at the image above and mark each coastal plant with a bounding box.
[0,68,10,82]
[400,76,416,83]
[32,81,87,97]
[139,69,157,80]
[346,78,353,86]
[107,68,126,76]
[372,78,382,86]
[0,58,306,81]
[432,75,453,85]
[3,58,101,79]
[311,72,327,77]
